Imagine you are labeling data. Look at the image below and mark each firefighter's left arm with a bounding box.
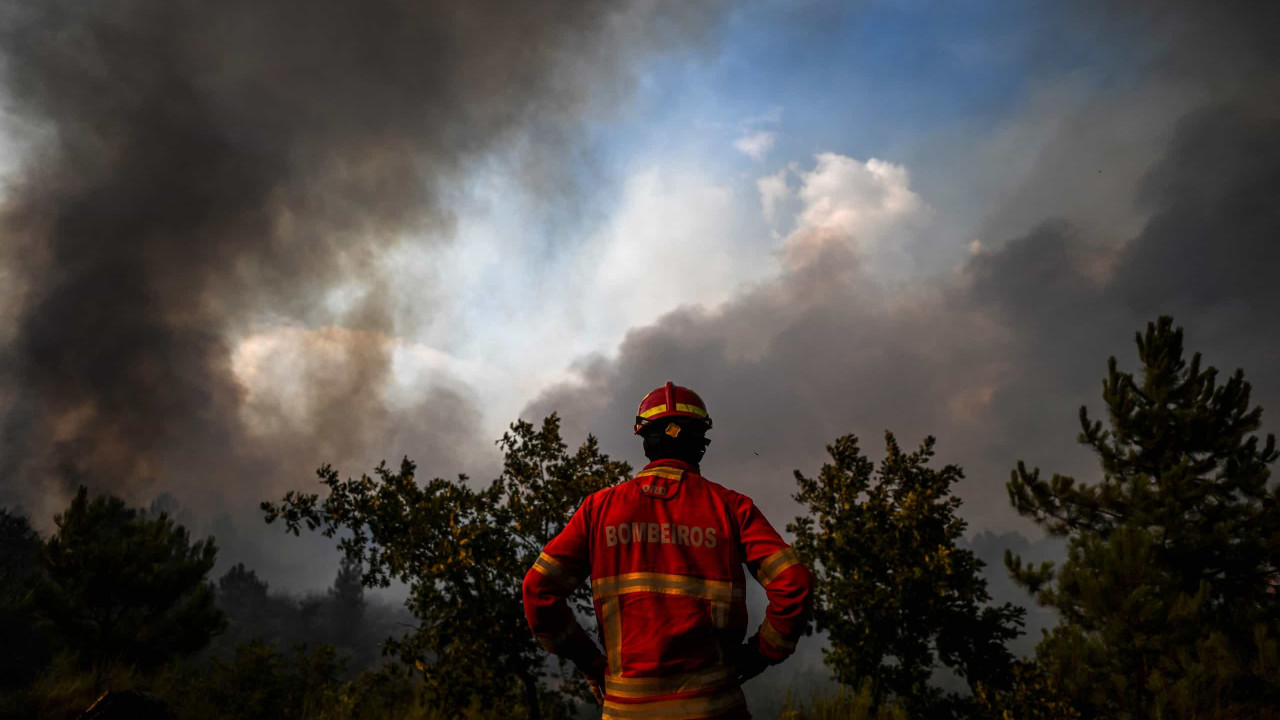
[735,495,815,664]
[521,499,603,669]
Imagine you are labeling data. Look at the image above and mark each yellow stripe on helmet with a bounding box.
[638,404,668,419]
[638,403,707,419]
[674,403,708,417]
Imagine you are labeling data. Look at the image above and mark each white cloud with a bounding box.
[757,168,791,223]
[780,152,933,279]
[585,166,772,332]
[733,130,776,161]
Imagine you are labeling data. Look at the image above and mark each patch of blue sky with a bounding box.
[549,0,1143,286]
[593,0,1104,174]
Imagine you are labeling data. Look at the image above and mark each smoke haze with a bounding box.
[0,0,724,556]
[1,0,1277,600]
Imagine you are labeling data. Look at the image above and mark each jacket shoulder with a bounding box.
[584,477,634,507]
[690,473,753,510]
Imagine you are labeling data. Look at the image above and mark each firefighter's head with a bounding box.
[634,382,712,466]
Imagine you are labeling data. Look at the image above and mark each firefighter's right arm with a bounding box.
[734,494,815,664]
[521,499,604,670]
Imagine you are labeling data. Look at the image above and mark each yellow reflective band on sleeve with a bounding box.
[602,685,747,720]
[604,665,733,700]
[754,546,802,586]
[592,572,743,603]
[532,552,579,591]
[759,618,797,653]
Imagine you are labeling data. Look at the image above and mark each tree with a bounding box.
[213,562,289,653]
[217,562,272,624]
[1006,317,1280,718]
[790,432,1025,719]
[0,508,51,689]
[328,555,367,658]
[36,487,224,680]
[262,414,631,720]
[154,640,346,720]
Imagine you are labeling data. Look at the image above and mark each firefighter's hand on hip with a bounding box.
[580,655,606,705]
[730,637,772,684]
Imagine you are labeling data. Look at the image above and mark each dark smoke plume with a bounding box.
[0,0,724,525]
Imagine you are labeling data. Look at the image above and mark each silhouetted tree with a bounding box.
[329,555,366,653]
[218,563,271,621]
[1007,317,1280,719]
[790,432,1024,719]
[36,487,224,680]
[263,414,631,720]
[0,508,51,690]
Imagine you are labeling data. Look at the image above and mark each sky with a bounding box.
[0,0,1277,597]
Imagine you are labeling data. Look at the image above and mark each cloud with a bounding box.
[734,130,777,161]
[756,169,792,224]
[560,164,779,363]
[781,154,933,280]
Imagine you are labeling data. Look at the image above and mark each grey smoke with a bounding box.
[0,0,725,578]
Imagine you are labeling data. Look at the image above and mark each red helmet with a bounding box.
[633,381,712,435]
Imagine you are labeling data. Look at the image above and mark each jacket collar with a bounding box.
[641,458,700,474]
[634,458,696,498]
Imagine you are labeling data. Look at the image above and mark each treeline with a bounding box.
[210,557,412,671]
[2,315,1278,720]
[0,496,417,719]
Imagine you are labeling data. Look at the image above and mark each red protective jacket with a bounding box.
[522,458,814,720]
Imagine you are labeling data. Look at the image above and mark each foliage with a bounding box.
[262,414,631,720]
[155,640,346,720]
[2,652,142,720]
[34,487,224,680]
[1007,317,1280,718]
[972,659,1079,720]
[780,679,909,720]
[213,563,277,651]
[8,640,501,720]
[790,432,1024,718]
[0,508,52,691]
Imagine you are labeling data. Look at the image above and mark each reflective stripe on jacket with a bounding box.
[522,458,814,720]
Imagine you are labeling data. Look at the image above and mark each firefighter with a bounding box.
[523,382,814,720]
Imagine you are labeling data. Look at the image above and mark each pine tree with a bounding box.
[328,554,366,654]
[1006,317,1280,718]
[0,509,51,690]
[36,487,225,680]
[790,432,1024,719]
